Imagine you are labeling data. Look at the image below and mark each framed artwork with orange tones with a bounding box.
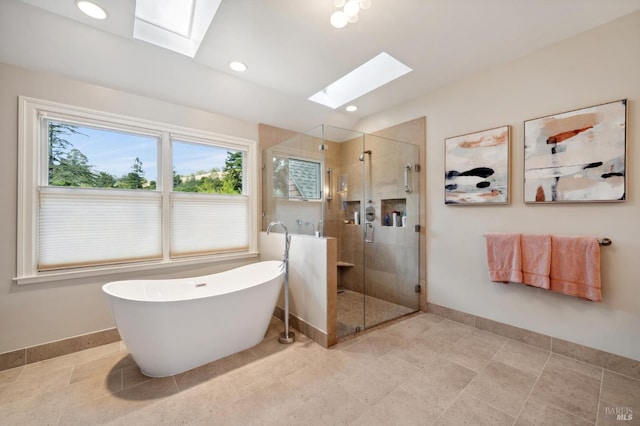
[524,99,626,203]
[444,125,510,205]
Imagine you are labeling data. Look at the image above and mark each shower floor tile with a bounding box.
[337,289,415,338]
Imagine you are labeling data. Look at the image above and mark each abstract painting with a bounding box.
[524,100,626,203]
[445,125,510,205]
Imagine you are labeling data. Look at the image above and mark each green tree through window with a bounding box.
[222,151,243,194]
[119,157,147,189]
[48,121,243,194]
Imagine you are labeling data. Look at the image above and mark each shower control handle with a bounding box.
[365,222,374,243]
[365,203,375,222]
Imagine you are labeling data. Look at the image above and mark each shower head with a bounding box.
[359,150,372,161]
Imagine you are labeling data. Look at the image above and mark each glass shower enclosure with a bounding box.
[263,125,420,339]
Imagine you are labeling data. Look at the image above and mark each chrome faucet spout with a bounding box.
[267,221,290,260]
[266,220,288,236]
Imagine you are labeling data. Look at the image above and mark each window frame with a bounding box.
[16,96,258,285]
[271,153,324,201]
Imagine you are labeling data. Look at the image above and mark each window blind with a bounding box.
[38,187,162,271]
[170,193,249,257]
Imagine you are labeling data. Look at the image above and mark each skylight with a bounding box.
[308,52,412,109]
[133,0,222,58]
[136,0,194,37]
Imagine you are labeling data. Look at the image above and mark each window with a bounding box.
[170,140,249,257]
[272,156,322,200]
[40,120,161,271]
[17,97,257,283]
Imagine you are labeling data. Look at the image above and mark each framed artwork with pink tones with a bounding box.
[524,99,627,203]
[444,125,510,205]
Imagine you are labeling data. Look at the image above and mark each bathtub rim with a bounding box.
[102,260,283,303]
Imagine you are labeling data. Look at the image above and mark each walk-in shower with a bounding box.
[262,124,420,339]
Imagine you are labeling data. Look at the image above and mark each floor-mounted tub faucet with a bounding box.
[266,221,295,344]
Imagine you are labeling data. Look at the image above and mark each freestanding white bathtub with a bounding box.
[102,261,284,377]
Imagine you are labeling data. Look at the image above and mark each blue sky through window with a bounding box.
[55,123,234,181]
[173,140,233,177]
[67,126,158,181]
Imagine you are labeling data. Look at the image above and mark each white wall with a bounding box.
[0,63,258,353]
[357,11,640,360]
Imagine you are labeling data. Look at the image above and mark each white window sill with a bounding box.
[13,251,259,285]
[273,198,322,204]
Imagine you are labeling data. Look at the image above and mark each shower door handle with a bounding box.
[404,163,413,193]
[365,222,374,243]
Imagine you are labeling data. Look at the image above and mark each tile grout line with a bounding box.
[277,376,306,406]
[14,363,26,383]
[339,380,372,426]
[171,374,179,394]
[429,353,480,425]
[445,337,515,423]
[595,368,604,425]
[603,366,640,382]
[490,337,509,362]
[431,385,464,425]
[551,399,599,424]
[510,349,552,426]
[466,391,517,422]
[67,362,77,386]
[524,353,602,425]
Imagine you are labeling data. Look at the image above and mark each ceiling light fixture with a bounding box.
[331,0,371,29]
[76,1,107,20]
[229,61,247,72]
[346,105,358,112]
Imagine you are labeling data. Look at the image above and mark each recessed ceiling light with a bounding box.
[229,61,248,72]
[309,52,412,109]
[346,105,358,112]
[76,1,107,20]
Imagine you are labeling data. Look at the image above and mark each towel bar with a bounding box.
[598,238,612,246]
[484,234,612,246]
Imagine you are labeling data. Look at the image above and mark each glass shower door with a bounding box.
[361,134,420,330]
[318,125,420,338]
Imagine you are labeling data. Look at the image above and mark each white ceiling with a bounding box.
[2,0,640,132]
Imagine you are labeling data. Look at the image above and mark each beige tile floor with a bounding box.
[1,313,638,425]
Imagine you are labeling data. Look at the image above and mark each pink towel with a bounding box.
[521,234,551,289]
[485,233,522,283]
[550,235,601,302]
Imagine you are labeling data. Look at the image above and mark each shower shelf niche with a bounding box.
[381,198,406,227]
[343,200,361,224]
